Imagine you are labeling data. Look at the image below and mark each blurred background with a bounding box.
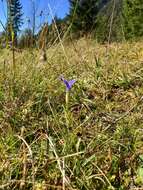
[0,0,143,49]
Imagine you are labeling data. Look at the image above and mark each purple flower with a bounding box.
[60,76,76,91]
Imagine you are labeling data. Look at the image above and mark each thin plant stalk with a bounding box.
[11,30,16,79]
[65,91,69,111]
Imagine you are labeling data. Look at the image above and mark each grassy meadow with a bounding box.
[0,38,143,189]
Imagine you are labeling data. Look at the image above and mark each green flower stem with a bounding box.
[65,91,70,129]
[65,90,69,111]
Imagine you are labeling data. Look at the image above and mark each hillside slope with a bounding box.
[0,39,143,189]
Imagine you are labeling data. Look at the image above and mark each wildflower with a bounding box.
[60,76,76,112]
[60,76,76,91]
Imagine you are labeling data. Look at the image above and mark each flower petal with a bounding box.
[60,76,76,91]
[68,79,76,89]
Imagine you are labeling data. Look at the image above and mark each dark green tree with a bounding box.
[7,0,23,44]
[95,0,124,42]
[95,0,143,41]
[68,0,102,36]
[122,0,143,39]
[68,0,143,41]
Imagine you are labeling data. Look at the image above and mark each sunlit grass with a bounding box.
[0,38,143,189]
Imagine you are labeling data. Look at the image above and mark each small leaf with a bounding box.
[138,167,143,178]
[139,154,143,162]
[83,154,96,166]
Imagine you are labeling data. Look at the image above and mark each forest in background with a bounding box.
[0,0,143,49]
